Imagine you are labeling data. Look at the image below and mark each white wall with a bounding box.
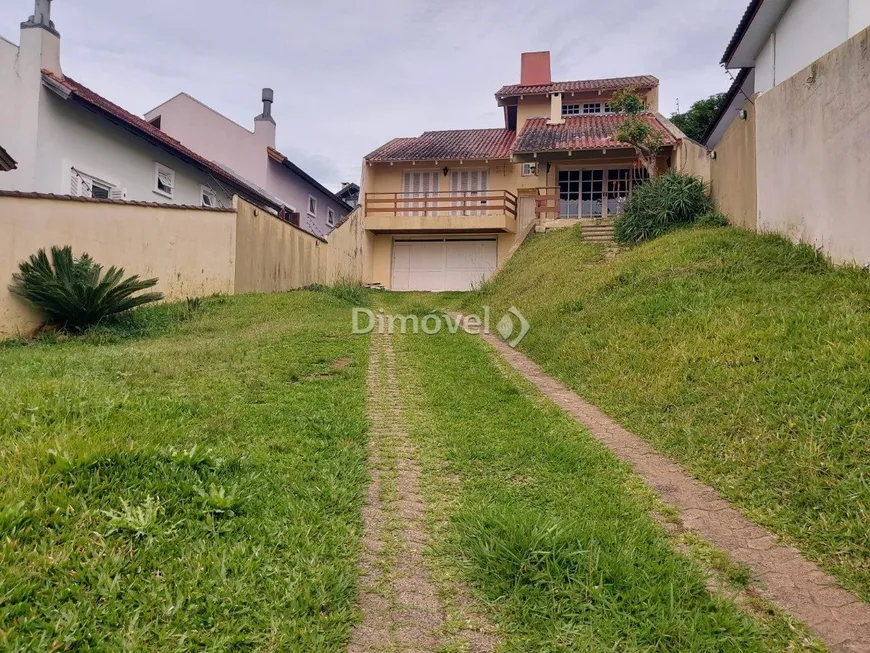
[145,93,272,189]
[756,26,870,266]
[30,91,233,208]
[850,0,870,36]
[755,0,853,93]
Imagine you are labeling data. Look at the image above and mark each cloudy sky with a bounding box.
[1,0,746,191]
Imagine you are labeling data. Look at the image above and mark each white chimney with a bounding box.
[548,92,564,126]
[20,0,61,76]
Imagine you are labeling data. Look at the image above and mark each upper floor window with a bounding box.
[154,163,175,198]
[327,207,336,227]
[70,167,125,200]
[564,103,617,116]
[201,185,218,208]
[308,195,318,216]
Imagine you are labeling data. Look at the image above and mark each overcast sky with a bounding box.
[1,0,746,191]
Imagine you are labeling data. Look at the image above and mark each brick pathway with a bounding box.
[348,332,497,652]
[480,332,870,653]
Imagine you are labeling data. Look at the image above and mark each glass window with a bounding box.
[558,170,580,219]
[583,103,602,114]
[607,169,631,216]
[308,195,317,216]
[562,104,581,116]
[154,164,175,198]
[582,170,604,218]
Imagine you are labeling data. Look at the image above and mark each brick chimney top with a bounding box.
[520,51,551,87]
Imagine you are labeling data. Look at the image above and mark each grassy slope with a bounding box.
[397,328,817,651]
[0,292,369,650]
[468,226,870,599]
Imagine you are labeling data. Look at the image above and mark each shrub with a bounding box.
[696,210,729,228]
[614,171,713,244]
[303,281,366,306]
[9,246,163,332]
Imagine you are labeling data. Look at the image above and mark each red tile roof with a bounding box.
[496,75,659,100]
[365,129,515,162]
[511,113,676,154]
[41,70,280,211]
[0,144,16,171]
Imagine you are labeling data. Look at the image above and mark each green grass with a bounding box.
[395,327,820,651]
[0,292,369,650]
[467,226,870,600]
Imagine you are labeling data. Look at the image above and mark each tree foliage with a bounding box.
[610,87,665,178]
[671,93,727,143]
[9,246,163,331]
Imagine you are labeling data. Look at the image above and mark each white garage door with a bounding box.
[391,239,498,291]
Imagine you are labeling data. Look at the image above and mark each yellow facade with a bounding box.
[360,83,670,289]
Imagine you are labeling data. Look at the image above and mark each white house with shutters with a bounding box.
[0,0,280,210]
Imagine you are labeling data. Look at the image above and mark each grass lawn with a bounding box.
[467,226,870,600]
[0,291,369,650]
[394,326,819,651]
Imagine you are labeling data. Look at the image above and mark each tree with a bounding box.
[670,93,727,143]
[610,87,665,178]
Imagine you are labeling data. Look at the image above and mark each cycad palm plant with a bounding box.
[9,246,163,331]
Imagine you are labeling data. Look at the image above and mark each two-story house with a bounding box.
[360,51,688,292]
[0,1,283,213]
[144,90,354,238]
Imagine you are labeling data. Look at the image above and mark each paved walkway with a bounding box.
[480,331,870,653]
[349,332,497,653]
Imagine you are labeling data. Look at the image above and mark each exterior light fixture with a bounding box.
[442,167,449,177]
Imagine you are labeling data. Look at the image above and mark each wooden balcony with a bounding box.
[364,190,518,233]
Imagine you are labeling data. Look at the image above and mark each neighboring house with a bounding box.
[360,51,695,291]
[336,182,360,209]
[0,1,284,212]
[705,0,870,265]
[144,90,353,237]
[0,144,16,171]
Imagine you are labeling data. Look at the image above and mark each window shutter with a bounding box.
[402,172,412,216]
[70,170,83,196]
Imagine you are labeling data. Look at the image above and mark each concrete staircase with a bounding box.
[579,220,616,242]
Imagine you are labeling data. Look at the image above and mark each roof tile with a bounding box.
[512,113,676,154]
[41,70,279,211]
[365,129,515,162]
[496,75,659,99]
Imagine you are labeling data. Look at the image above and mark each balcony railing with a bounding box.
[365,190,518,218]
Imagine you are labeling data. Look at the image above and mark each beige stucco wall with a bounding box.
[756,26,870,265]
[711,99,758,230]
[234,197,327,293]
[325,206,370,285]
[674,139,712,184]
[0,195,236,336]
[1,194,370,336]
[233,198,369,293]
